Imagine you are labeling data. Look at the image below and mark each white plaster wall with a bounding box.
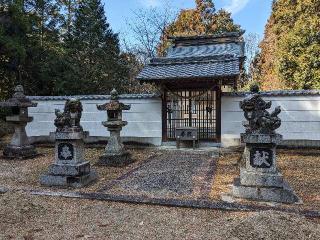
[221,95,320,147]
[27,97,163,146]
[26,94,320,148]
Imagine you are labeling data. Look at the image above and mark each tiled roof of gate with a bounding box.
[137,56,240,80]
[167,42,243,58]
[137,32,245,81]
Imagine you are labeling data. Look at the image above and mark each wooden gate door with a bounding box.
[163,88,221,142]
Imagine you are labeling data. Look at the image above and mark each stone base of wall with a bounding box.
[29,136,162,147]
[279,140,320,148]
[30,135,320,149]
[222,137,320,148]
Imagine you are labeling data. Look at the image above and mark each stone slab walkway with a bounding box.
[98,151,216,200]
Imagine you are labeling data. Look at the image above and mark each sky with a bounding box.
[103,0,273,41]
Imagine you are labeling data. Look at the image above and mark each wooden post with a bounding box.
[216,86,222,143]
[162,89,168,142]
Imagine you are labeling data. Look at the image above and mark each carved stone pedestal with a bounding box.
[41,98,97,188]
[232,133,300,204]
[231,85,300,204]
[41,131,97,188]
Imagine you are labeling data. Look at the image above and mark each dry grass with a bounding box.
[0,147,156,193]
[1,191,320,240]
[210,149,320,211]
[277,149,320,209]
[210,152,240,200]
[0,190,247,240]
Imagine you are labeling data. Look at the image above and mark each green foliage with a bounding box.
[0,0,130,98]
[0,0,29,99]
[257,0,320,90]
[67,0,129,94]
[158,0,242,55]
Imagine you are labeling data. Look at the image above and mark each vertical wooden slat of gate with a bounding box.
[169,92,171,139]
[209,90,212,139]
[200,90,202,139]
[211,91,217,140]
[172,91,174,139]
[180,91,182,131]
[189,90,192,127]
[200,90,202,136]
[184,90,187,127]
[206,90,209,139]
[198,91,201,139]
[201,90,204,139]
[162,90,168,142]
[206,91,212,140]
[203,90,205,139]
[213,90,216,139]
[192,91,194,127]
[171,91,174,139]
[211,90,214,140]
[213,89,216,140]
[216,86,222,142]
[182,90,185,128]
[197,90,200,139]
[195,91,198,137]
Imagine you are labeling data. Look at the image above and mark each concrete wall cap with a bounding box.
[223,90,320,97]
[27,93,161,101]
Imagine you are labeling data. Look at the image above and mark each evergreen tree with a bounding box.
[24,0,63,95]
[257,0,320,90]
[0,0,65,97]
[58,0,78,41]
[68,0,128,94]
[0,0,29,99]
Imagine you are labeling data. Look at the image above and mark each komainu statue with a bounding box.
[54,98,83,132]
[231,84,300,204]
[240,85,281,134]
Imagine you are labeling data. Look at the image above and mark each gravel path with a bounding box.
[101,151,216,200]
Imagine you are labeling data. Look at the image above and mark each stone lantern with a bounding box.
[40,98,97,188]
[0,85,38,159]
[97,89,132,166]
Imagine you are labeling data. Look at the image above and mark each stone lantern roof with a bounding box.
[0,85,37,108]
[96,89,130,111]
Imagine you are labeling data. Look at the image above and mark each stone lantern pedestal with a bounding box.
[99,121,132,167]
[40,98,97,188]
[97,89,133,167]
[0,85,38,159]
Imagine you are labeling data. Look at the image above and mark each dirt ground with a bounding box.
[0,147,157,192]
[0,146,320,239]
[1,191,320,240]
